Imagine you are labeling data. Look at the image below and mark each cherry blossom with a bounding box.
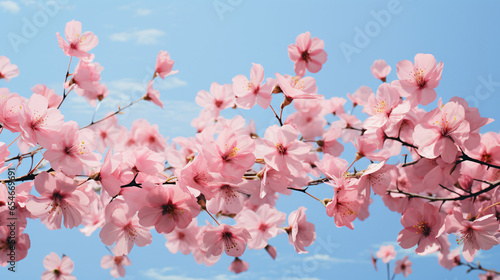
[0,56,20,82]
[232,63,273,109]
[393,53,443,106]
[376,245,396,263]
[101,248,132,279]
[286,206,316,254]
[394,256,413,277]
[56,20,99,58]
[41,252,76,280]
[288,31,328,76]
[371,59,391,82]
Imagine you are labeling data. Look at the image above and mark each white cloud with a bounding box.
[0,1,20,13]
[135,8,152,16]
[157,77,187,90]
[303,254,366,264]
[110,29,165,45]
[143,268,204,280]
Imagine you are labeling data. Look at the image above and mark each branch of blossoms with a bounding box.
[458,261,500,275]
[388,179,500,202]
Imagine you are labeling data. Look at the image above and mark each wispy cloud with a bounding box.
[304,254,367,264]
[0,0,20,13]
[143,267,204,280]
[135,8,152,16]
[157,77,187,90]
[110,29,165,45]
[118,2,153,17]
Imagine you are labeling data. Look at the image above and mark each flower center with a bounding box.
[114,256,123,265]
[161,203,176,215]
[413,220,431,236]
[373,99,388,115]
[301,51,310,63]
[275,143,287,155]
[412,68,426,88]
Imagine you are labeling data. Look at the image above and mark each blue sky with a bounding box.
[1,0,500,279]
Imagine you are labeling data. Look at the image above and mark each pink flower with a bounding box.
[32,84,63,108]
[195,82,235,117]
[275,73,320,108]
[393,53,443,106]
[364,83,410,130]
[154,50,178,79]
[370,250,378,271]
[206,178,246,215]
[445,210,499,262]
[137,185,200,234]
[18,94,64,147]
[164,218,200,255]
[127,119,167,154]
[479,271,500,280]
[41,252,76,280]
[203,128,256,179]
[0,56,19,82]
[144,80,163,108]
[56,20,98,58]
[394,256,413,277]
[90,114,126,153]
[0,226,30,266]
[99,202,152,256]
[413,101,471,163]
[232,63,273,109]
[65,60,106,106]
[27,172,89,230]
[228,257,249,274]
[256,124,310,176]
[290,99,327,140]
[288,31,328,76]
[319,126,344,156]
[43,121,101,176]
[371,59,391,82]
[235,204,286,249]
[376,245,396,263]
[201,224,251,258]
[326,188,360,230]
[265,244,277,259]
[122,146,165,185]
[0,88,25,132]
[397,204,445,255]
[286,206,316,254]
[347,85,373,109]
[177,155,217,199]
[101,250,132,279]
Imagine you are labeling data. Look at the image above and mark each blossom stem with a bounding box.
[27,157,45,175]
[81,97,143,130]
[7,135,21,148]
[457,261,500,275]
[269,104,283,126]
[205,209,220,226]
[57,56,73,109]
[387,262,390,280]
[288,187,323,204]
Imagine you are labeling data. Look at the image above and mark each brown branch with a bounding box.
[387,179,500,202]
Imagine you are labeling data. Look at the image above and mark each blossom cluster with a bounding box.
[0,20,499,279]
